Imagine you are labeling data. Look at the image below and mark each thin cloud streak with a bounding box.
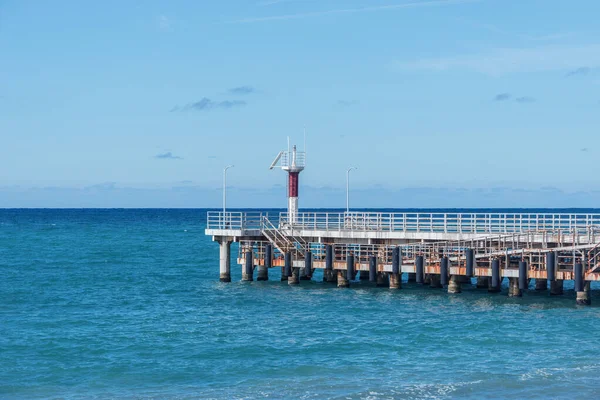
[566,67,591,77]
[155,152,183,160]
[494,93,511,101]
[396,44,600,76]
[229,86,256,95]
[515,96,535,103]
[171,97,247,112]
[230,0,480,23]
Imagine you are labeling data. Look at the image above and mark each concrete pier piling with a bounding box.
[376,272,388,287]
[324,245,335,282]
[346,254,355,283]
[288,268,300,285]
[575,263,590,305]
[301,251,312,280]
[508,277,522,297]
[430,274,442,288]
[424,274,432,285]
[337,270,350,288]
[518,261,528,291]
[323,269,337,283]
[448,275,461,294]
[535,279,547,291]
[577,281,592,305]
[546,252,556,282]
[283,252,292,281]
[219,239,232,283]
[550,280,564,295]
[242,250,254,281]
[299,268,310,280]
[369,256,377,283]
[390,248,402,288]
[326,244,333,269]
[389,273,401,289]
[476,277,489,289]
[258,244,271,281]
[440,257,449,286]
[257,265,268,281]
[489,259,501,293]
[416,256,424,284]
[466,249,474,278]
[392,247,400,275]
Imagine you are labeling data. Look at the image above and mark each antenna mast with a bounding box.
[269,136,306,223]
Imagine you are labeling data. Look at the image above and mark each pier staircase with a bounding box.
[261,216,308,257]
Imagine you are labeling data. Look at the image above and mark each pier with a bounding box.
[206,144,600,305]
[206,211,600,304]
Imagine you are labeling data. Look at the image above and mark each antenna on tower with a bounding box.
[303,125,306,163]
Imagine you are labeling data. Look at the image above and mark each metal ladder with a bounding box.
[261,216,307,257]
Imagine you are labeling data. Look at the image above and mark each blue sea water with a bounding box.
[1,208,600,399]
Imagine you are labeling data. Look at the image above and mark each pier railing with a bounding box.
[207,211,600,235]
[279,212,600,234]
[206,212,276,231]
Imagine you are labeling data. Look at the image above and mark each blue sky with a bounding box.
[1,0,600,207]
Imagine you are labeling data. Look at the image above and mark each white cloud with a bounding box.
[395,44,600,76]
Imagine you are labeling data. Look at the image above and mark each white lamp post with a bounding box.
[223,165,234,227]
[346,166,357,213]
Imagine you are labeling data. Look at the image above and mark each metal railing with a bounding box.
[238,235,597,272]
[279,212,600,234]
[206,212,276,231]
[280,151,306,169]
[207,211,600,238]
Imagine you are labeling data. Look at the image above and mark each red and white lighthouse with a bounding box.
[270,141,306,223]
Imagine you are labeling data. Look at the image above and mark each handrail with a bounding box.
[206,211,600,235]
[260,215,306,257]
[278,212,600,234]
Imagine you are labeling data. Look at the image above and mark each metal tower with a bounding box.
[269,140,306,223]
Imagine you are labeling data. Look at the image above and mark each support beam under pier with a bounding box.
[337,271,350,288]
[508,277,522,297]
[577,281,591,305]
[550,280,564,295]
[430,275,442,288]
[476,277,489,289]
[448,275,461,294]
[258,244,271,281]
[288,268,300,285]
[242,250,253,282]
[219,239,232,282]
[389,273,401,289]
[535,279,547,291]
[376,272,388,287]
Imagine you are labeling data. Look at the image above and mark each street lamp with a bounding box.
[223,165,234,227]
[346,166,357,213]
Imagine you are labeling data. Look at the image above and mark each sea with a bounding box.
[1,208,600,399]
